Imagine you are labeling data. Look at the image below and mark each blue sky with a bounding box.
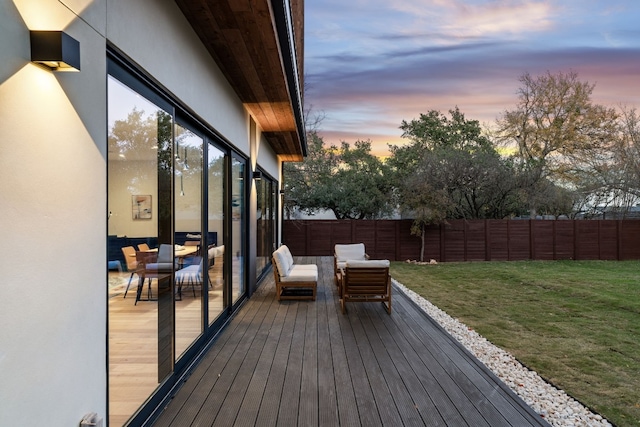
[304,0,640,156]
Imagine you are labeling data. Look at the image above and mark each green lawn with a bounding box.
[390,260,640,427]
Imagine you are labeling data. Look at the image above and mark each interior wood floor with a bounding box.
[108,272,224,427]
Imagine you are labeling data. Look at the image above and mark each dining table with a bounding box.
[133,245,200,303]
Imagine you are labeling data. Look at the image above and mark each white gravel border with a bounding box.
[393,279,612,427]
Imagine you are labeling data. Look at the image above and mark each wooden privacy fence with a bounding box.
[283,219,640,262]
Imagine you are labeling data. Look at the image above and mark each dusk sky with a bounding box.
[304,0,640,156]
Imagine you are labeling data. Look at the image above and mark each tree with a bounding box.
[496,70,619,216]
[389,108,524,217]
[400,168,452,262]
[389,107,495,189]
[283,132,393,219]
[389,108,525,260]
[282,131,338,218]
[609,107,640,207]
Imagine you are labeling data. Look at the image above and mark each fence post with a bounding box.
[572,220,578,260]
[617,219,621,260]
[529,220,533,260]
[395,221,401,261]
[463,220,468,262]
[351,220,356,245]
[507,221,511,260]
[598,220,601,260]
[439,223,444,262]
[553,220,557,260]
[484,219,490,261]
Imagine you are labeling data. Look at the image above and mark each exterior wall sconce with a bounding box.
[30,31,81,72]
[252,171,262,180]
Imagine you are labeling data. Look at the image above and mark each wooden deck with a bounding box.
[151,257,549,426]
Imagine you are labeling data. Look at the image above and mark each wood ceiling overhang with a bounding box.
[175,0,306,162]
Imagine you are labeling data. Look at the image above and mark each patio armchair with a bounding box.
[272,245,317,301]
[341,259,391,314]
[334,243,369,289]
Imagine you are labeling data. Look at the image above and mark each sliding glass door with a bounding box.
[174,123,203,360]
[231,156,246,303]
[108,75,173,425]
[207,144,226,322]
[107,56,250,425]
[256,175,276,279]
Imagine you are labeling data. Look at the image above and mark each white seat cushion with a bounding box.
[293,264,317,271]
[280,264,318,282]
[346,259,390,268]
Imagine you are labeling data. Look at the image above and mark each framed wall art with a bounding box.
[132,195,152,220]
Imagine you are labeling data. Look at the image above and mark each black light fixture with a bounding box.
[252,171,262,180]
[30,31,80,72]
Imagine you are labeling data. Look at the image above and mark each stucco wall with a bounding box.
[106,0,251,156]
[0,0,279,425]
[0,1,107,426]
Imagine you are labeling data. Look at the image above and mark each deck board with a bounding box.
[151,256,549,427]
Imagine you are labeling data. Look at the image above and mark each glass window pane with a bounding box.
[255,176,275,280]
[174,123,203,360]
[232,157,246,303]
[208,144,225,322]
[108,76,167,425]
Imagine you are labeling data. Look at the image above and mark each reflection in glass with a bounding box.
[107,76,165,426]
[174,123,203,359]
[208,144,225,323]
[232,157,246,303]
[256,177,275,279]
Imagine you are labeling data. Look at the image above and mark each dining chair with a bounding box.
[175,256,203,299]
[182,240,201,266]
[121,246,148,299]
[137,243,150,252]
[133,244,175,304]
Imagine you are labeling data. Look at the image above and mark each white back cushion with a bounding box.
[273,247,290,277]
[335,243,366,262]
[280,244,294,267]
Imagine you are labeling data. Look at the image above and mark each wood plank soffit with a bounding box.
[175,0,305,159]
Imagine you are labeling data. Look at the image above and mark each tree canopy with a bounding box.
[285,70,640,230]
[389,107,524,221]
[283,132,393,219]
[387,108,527,260]
[496,70,619,216]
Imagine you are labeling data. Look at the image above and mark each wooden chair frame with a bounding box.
[341,265,391,314]
[272,256,317,301]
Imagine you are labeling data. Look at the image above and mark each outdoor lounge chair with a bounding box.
[341,259,391,314]
[272,245,317,301]
[334,243,369,290]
